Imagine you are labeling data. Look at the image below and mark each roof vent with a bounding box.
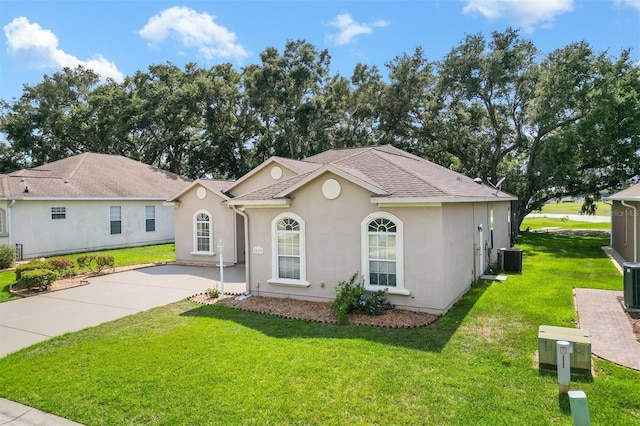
[473,178,483,185]
[64,179,68,184]
[20,178,25,182]
[23,186,29,193]
[456,176,463,182]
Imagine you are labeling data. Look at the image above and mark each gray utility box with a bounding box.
[623,262,640,311]
[538,325,592,375]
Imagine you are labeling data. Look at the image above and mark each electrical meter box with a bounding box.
[538,325,592,375]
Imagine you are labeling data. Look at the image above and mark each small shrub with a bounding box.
[206,288,221,299]
[331,273,394,325]
[48,258,75,277]
[77,255,96,271]
[15,259,51,281]
[0,244,16,269]
[17,269,59,290]
[95,255,115,272]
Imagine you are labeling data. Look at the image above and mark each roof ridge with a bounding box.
[370,149,452,195]
[323,146,377,165]
[67,152,90,179]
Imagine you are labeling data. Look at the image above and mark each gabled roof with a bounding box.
[228,145,516,204]
[167,179,233,202]
[606,183,640,201]
[0,153,191,199]
[224,156,320,194]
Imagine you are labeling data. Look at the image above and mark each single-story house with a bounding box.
[169,145,516,314]
[606,183,640,263]
[0,153,191,259]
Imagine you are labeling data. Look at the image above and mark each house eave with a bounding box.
[3,196,171,201]
[604,196,640,202]
[372,195,517,205]
[226,198,291,208]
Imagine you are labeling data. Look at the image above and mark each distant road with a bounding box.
[527,213,610,223]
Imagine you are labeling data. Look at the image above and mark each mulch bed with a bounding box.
[189,294,440,328]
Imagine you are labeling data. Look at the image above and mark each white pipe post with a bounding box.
[557,340,571,393]
[218,239,225,299]
[568,390,591,426]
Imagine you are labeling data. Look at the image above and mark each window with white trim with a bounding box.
[145,206,155,232]
[194,211,212,253]
[361,212,406,294]
[0,209,5,233]
[270,213,307,285]
[110,206,121,234]
[51,207,66,220]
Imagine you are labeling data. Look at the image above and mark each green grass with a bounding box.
[0,234,638,424]
[0,244,175,303]
[521,217,611,231]
[538,201,611,217]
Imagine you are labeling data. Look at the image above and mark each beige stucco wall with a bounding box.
[228,162,299,197]
[611,200,639,263]
[440,201,512,312]
[173,184,238,266]
[242,171,513,314]
[6,199,175,259]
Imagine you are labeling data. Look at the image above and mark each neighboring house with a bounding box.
[606,183,640,263]
[170,145,517,314]
[0,153,191,259]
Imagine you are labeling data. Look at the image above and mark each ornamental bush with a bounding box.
[331,273,394,325]
[48,257,75,277]
[15,259,51,281]
[95,255,115,272]
[0,244,16,269]
[77,254,115,273]
[17,268,59,290]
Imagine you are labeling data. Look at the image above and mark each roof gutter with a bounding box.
[621,200,638,262]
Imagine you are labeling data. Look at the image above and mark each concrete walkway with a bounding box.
[574,288,640,371]
[0,264,246,358]
[0,264,246,425]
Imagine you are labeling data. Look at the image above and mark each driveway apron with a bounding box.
[0,264,246,358]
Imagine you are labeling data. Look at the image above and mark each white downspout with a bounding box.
[478,224,484,276]
[230,205,250,293]
[621,200,638,262]
[7,199,15,247]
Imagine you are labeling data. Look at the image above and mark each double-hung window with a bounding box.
[193,211,212,253]
[51,207,66,220]
[361,212,407,295]
[110,206,122,235]
[269,213,308,286]
[145,206,155,232]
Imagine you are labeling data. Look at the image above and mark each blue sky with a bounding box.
[1,0,638,102]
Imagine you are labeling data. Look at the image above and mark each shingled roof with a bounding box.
[607,182,640,200]
[229,145,515,203]
[0,153,191,199]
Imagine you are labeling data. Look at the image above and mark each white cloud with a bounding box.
[613,0,640,13]
[327,13,389,46]
[3,16,124,82]
[462,0,574,32]
[139,6,248,61]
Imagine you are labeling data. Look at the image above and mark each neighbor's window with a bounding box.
[193,211,212,253]
[110,206,122,235]
[361,212,406,293]
[145,206,155,232]
[269,213,307,285]
[51,207,66,220]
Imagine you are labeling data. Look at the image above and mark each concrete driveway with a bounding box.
[0,264,246,358]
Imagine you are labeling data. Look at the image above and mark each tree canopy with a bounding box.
[1,30,638,226]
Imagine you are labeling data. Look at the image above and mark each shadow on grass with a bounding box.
[518,232,610,260]
[181,280,491,353]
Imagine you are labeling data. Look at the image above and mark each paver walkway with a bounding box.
[574,288,640,371]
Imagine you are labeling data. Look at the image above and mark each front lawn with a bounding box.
[0,244,175,303]
[538,201,611,217]
[0,234,638,424]
[521,217,610,231]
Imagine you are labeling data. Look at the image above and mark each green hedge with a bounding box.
[17,269,59,290]
[15,260,51,281]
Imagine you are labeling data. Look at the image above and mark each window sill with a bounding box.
[365,285,410,296]
[190,251,215,256]
[267,278,311,287]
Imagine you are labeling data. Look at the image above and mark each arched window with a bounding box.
[269,213,308,286]
[361,212,406,294]
[193,211,213,254]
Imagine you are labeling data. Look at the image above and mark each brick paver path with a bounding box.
[574,288,640,371]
